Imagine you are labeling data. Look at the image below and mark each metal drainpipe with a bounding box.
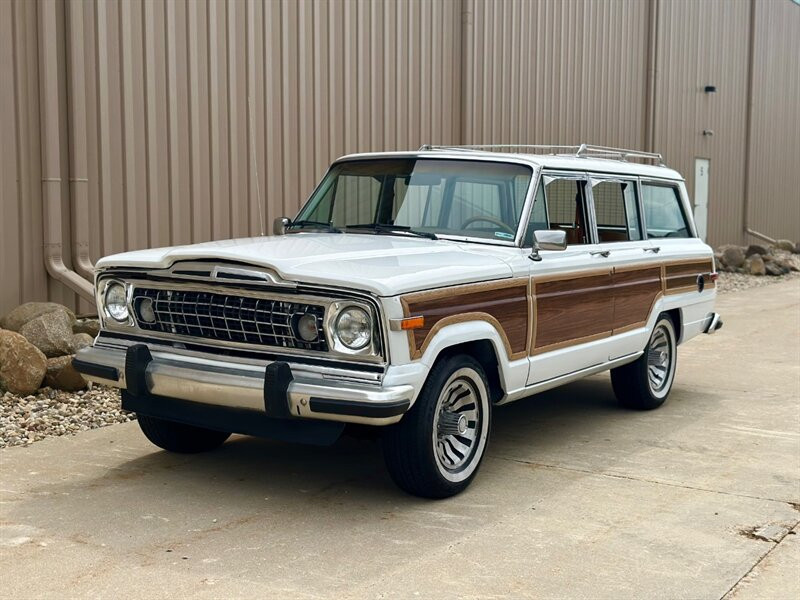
[39,0,94,302]
[644,0,660,153]
[65,0,94,280]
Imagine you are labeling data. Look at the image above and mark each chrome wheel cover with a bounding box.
[432,368,489,483]
[647,321,675,397]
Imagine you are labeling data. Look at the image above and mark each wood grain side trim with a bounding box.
[611,266,662,332]
[401,278,530,361]
[663,259,715,295]
[532,271,614,353]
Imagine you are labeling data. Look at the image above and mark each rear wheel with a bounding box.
[137,414,231,453]
[383,354,491,499]
[611,314,678,410]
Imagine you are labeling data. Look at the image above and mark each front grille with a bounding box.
[131,287,328,351]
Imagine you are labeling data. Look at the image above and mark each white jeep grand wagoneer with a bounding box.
[75,144,721,498]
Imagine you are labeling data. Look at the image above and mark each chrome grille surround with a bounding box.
[132,287,328,352]
[95,272,386,363]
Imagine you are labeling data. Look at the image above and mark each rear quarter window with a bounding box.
[641,183,692,238]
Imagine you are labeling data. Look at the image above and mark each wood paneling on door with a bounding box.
[401,279,530,360]
[612,265,663,332]
[532,270,614,354]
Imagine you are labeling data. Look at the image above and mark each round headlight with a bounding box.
[334,306,372,350]
[105,282,129,322]
[294,312,319,342]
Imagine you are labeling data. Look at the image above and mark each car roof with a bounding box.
[336,149,685,181]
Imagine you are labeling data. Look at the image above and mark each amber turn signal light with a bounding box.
[399,316,425,330]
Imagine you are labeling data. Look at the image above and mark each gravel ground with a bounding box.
[716,270,800,293]
[0,385,133,449]
[2,261,798,450]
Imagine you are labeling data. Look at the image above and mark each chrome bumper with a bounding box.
[74,343,414,427]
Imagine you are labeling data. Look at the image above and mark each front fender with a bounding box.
[416,320,529,397]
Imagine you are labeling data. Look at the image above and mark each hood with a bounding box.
[95,233,516,296]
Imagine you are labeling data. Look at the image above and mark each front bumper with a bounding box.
[73,341,416,428]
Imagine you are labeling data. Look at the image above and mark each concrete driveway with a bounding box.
[2,281,799,599]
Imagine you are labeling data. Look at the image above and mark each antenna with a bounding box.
[247,95,265,236]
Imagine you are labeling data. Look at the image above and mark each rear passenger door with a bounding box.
[588,176,660,360]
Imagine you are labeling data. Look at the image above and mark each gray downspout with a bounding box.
[38,0,94,302]
[65,0,94,280]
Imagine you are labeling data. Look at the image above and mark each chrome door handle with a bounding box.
[590,250,610,257]
[644,246,661,253]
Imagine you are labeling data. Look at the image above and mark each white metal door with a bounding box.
[693,158,710,241]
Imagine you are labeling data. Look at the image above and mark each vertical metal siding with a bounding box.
[745,0,800,242]
[1,0,798,317]
[462,0,651,150]
[652,0,751,246]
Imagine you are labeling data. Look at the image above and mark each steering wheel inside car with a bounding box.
[460,215,516,235]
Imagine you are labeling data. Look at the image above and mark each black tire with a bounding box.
[611,314,678,410]
[383,354,491,499]
[136,414,231,453]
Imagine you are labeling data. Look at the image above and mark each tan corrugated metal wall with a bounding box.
[461,0,650,151]
[745,0,800,242]
[2,0,798,316]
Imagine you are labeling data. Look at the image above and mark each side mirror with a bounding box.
[530,229,567,261]
[273,217,290,236]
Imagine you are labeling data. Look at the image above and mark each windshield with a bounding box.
[293,159,533,242]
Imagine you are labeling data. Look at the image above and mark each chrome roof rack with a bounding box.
[418,143,666,167]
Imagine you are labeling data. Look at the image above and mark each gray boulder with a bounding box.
[773,257,799,273]
[721,245,746,269]
[765,261,787,276]
[72,318,100,338]
[774,239,795,253]
[749,255,766,276]
[0,302,75,332]
[19,310,75,358]
[44,355,87,391]
[745,244,769,257]
[0,329,47,395]
[71,333,94,353]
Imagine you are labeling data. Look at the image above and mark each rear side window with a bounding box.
[641,184,691,238]
[592,180,642,242]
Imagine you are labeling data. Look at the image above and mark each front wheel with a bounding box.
[383,354,491,499]
[137,414,231,453]
[611,314,678,410]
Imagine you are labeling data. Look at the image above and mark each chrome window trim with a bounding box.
[96,275,387,365]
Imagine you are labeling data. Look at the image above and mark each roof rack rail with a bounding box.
[419,143,666,167]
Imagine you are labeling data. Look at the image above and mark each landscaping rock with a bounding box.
[0,302,75,332]
[72,318,100,338]
[765,261,787,276]
[773,257,799,273]
[71,333,94,353]
[745,244,769,257]
[721,245,746,269]
[749,255,766,276]
[774,239,795,253]
[43,355,87,391]
[19,311,75,358]
[0,330,47,395]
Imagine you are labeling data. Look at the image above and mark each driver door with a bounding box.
[526,173,615,385]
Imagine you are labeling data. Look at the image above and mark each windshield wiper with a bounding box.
[345,223,438,240]
[287,220,342,233]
